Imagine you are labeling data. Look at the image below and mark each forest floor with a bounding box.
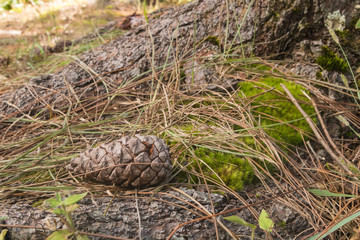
[0,1,359,240]
[0,0,150,86]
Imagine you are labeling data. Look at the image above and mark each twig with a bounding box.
[135,188,142,240]
[308,95,349,164]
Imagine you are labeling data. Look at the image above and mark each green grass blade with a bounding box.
[356,18,360,29]
[307,210,360,240]
[1,127,66,170]
[143,1,148,23]
[308,189,358,198]
[224,215,257,230]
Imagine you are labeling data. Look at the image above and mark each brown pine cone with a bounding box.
[66,135,171,188]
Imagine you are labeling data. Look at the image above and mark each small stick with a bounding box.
[135,188,142,240]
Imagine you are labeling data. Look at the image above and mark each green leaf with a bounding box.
[259,209,274,233]
[0,229,8,240]
[63,193,87,206]
[46,199,61,208]
[355,18,360,29]
[0,216,8,220]
[46,229,72,240]
[308,189,358,198]
[143,0,148,23]
[224,215,257,230]
[53,208,66,215]
[307,210,360,240]
[76,234,90,240]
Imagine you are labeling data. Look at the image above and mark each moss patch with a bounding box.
[174,73,316,191]
[203,36,221,47]
[316,46,348,73]
[192,147,255,191]
[238,76,315,146]
[171,124,256,191]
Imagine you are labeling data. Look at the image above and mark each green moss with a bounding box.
[192,147,255,191]
[203,36,221,47]
[174,73,317,191]
[271,11,280,21]
[316,71,323,80]
[278,220,287,229]
[335,29,350,39]
[238,76,315,145]
[316,46,348,73]
[170,124,256,191]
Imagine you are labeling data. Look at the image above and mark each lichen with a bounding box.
[238,76,316,146]
[325,10,346,31]
[316,46,348,73]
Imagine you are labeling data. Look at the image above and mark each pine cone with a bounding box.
[66,135,171,188]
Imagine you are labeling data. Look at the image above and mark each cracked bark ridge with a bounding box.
[1,188,230,240]
[66,135,172,188]
[0,187,309,240]
[1,0,359,119]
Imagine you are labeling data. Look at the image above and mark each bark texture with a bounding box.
[0,187,308,240]
[1,0,359,118]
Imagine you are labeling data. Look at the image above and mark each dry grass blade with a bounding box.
[281,83,358,177]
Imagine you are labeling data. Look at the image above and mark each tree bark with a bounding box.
[1,0,359,119]
[0,187,310,240]
[2,188,237,240]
